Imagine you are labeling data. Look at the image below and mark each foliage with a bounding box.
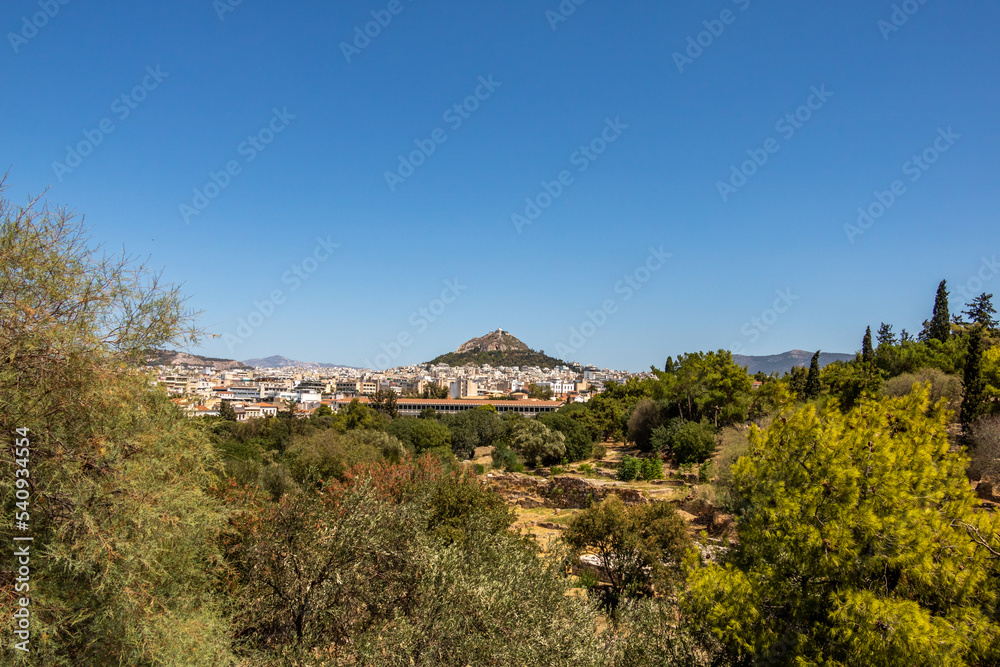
[924,279,952,343]
[287,429,406,485]
[665,421,717,465]
[525,382,555,400]
[508,418,566,468]
[617,455,641,482]
[964,292,998,331]
[804,350,821,399]
[563,496,692,611]
[491,440,524,473]
[539,412,594,461]
[222,459,607,666]
[0,187,233,665]
[685,386,1000,665]
[883,367,963,414]
[627,398,662,452]
[386,417,453,456]
[962,325,988,432]
[425,471,515,545]
[711,427,751,513]
[369,387,400,419]
[219,400,238,421]
[443,407,505,460]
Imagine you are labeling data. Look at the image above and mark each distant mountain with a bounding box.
[242,355,357,370]
[428,329,567,369]
[144,349,250,370]
[733,350,855,375]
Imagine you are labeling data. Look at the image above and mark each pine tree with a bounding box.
[804,350,821,399]
[927,279,951,342]
[876,322,896,348]
[685,387,1000,664]
[964,293,998,331]
[961,324,987,433]
[861,326,874,364]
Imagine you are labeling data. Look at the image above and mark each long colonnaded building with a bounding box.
[328,397,563,417]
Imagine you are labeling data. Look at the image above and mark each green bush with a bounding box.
[551,466,565,475]
[618,456,641,482]
[669,421,717,464]
[640,457,664,481]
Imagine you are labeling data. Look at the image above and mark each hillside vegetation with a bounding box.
[5,189,1000,665]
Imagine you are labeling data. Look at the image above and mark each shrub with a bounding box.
[884,369,963,413]
[669,421,717,465]
[640,457,664,481]
[618,456,641,482]
[592,444,607,460]
[473,463,486,475]
[551,466,565,475]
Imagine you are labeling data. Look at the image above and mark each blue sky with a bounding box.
[2,0,998,371]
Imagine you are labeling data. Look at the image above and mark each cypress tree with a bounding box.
[929,280,951,342]
[862,326,874,364]
[804,350,821,399]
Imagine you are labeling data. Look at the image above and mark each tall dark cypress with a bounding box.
[961,325,986,434]
[804,350,821,399]
[929,280,951,342]
[862,326,874,364]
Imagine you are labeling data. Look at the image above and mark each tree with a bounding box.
[219,400,238,421]
[964,293,998,331]
[333,398,383,431]
[312,403,334,418]
[627,398,662,452]
[667,421,716,465]
[443,407,505,460]
[538,412,594,461]
[370,387,400,419]
[563,496,691,612]
[386,417,453,456]
[526,382,555,400]
[876,322,896,348]
[925,279,952,342]
[508,419,565,467]
[0,186,233,664]
[685,386,1000,665]
[962,324,988,434]
[804,350,821,399]
[862,325,875,364]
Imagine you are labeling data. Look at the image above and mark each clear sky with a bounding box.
[3,0,998,371]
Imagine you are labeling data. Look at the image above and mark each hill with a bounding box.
[144,349,250,370]
[732,349,855,375]
[428,328,567,369]
[242,355,357,370]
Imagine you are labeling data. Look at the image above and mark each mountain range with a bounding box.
[732,350,855,375]
[241,355,359,370]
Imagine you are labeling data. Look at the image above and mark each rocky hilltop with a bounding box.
[144,349,250,370]
[429,329,567,368]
